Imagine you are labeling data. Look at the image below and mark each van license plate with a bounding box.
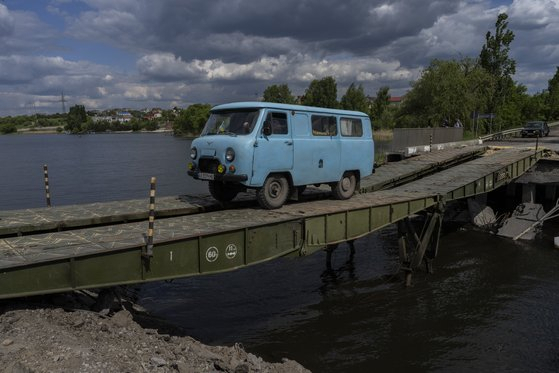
[198,172,215,181]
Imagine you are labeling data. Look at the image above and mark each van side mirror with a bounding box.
[263,122,272,136]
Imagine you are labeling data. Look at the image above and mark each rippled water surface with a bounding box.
[2,133,559,372]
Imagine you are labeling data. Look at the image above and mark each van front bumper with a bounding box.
[188,170,248,183]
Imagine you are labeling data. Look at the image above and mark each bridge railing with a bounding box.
[479,128,521,141]
[481,121,559,142]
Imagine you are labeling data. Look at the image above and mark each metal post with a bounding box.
[145,177,156,258]
[397,221,412,286]
[429,134,432,152]
[325,244,338,270]
[43,164,51,207]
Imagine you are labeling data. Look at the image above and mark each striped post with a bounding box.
[43,164,51,207]
[429,134,433,152]
[145,176,156,257]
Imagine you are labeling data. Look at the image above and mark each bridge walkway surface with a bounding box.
[0,145,486,238]
[0,146,544,299]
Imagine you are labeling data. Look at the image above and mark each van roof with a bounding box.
[212,101,369,117]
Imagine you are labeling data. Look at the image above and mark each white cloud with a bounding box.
[508,0,559,28]
[137,52,415,87]
[1,0,559,115]
[137,53,288,81]
[0,4,15,36]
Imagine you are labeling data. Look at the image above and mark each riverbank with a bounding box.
[10,127,176,135]
[0,293,309,373]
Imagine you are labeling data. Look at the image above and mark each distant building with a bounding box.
[143,109,162,121]
[91,109,133,123]
[388,96,404,106]
[116,111,132,122]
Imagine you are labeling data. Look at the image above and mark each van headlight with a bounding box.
[225,147,235,162]
[190,147,197,159]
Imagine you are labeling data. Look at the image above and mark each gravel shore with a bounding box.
[0,292,309,373]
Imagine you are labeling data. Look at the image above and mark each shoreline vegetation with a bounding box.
[4,126,395,142]
[6,126,392,139]
[373,128,393,141]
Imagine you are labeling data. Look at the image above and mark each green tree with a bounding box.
[479,13,516,114]
[301,76,338,108]
[547,66,559,120]
[340,83,369,112]
[65,105,87,133]
[174,104,212,135]
[262,84,295,104]
[522,90,548,122]
[495,84,528,130]
[130,118,142,132]
[397,59,493,130]
[0,122,17,134]
[144,120,158,131]
[370,86,391,121]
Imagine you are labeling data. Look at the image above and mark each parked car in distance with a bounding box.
[521,121,550,137]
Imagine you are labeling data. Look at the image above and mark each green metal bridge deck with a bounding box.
[0,145,485,238]
[0,146,544,299]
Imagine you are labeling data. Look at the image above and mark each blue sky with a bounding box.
[0,0,558,116]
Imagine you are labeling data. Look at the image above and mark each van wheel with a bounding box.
[209,181,238,202]
[332,172,356,200]
[257,175,289,209]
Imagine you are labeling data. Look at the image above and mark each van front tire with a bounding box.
[209,181,238,202]
[332,172,356,200]
[257,175,290,209]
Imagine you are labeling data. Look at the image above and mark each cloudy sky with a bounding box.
[0,0,557,116]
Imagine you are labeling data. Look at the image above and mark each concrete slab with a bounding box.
[497,202,546,240]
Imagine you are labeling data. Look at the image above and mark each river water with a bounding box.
[2,133,559,372]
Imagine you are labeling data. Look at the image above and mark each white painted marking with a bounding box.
[225,244,237,259]
[206,246,219,262]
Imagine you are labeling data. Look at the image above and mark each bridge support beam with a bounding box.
[397,203,444,286]
[325,240,355,270]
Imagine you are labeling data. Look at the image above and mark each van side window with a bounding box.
[311,115,337,136]
[265,112,288,135]
[340,117,363,137]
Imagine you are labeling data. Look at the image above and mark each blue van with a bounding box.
[187,102,374,209]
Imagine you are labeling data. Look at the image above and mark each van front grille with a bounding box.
[199,158,219,173]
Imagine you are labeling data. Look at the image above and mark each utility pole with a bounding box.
[60,91,67,114]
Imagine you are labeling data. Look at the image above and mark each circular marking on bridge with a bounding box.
[205,246,219,262]
[225,244,237,259]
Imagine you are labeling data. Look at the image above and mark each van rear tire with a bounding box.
[257,175,289,209]
[209,181,238,202]
[331,172,356,200]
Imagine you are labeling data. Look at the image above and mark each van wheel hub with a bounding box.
[341,177,351,191]
[257,175,290,209]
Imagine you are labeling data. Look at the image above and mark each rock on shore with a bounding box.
[0,306,309,373]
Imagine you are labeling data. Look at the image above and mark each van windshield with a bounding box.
[201,109,260,136]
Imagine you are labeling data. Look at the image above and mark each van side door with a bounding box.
[251,110,294,186]
[292,114,341,185]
